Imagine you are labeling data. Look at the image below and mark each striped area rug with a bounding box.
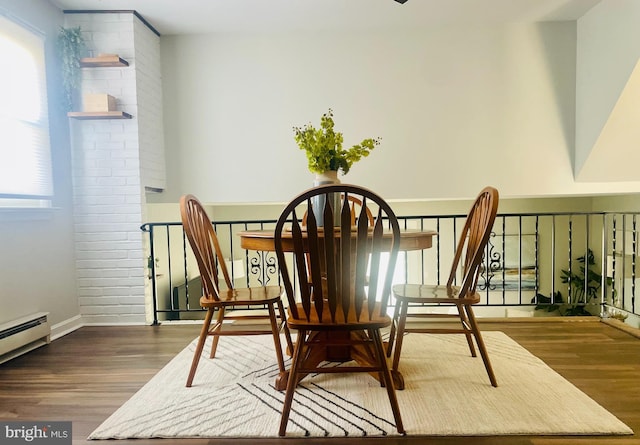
[88,331,633,438]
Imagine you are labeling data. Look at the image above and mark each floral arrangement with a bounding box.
[293,109,380,175]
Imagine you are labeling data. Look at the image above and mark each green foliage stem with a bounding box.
[293,109,380,175]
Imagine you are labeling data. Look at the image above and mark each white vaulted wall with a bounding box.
[575,0,640,182]
[157,21,640,205]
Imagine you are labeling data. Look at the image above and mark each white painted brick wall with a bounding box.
[65,12,166,324]
[134,18,167,190]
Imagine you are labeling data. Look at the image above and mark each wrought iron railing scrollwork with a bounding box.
[247,251,279,287]
[479,232,502,292]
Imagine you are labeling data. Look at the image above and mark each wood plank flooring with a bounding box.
[0,320,638,445]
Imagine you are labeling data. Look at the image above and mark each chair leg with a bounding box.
[186,307,214,387]
[209,307,225,359]
[267,303,286,373]
[456,303,477,357]
[367,329,385,387]
[279,329,306,437]
[386,300,401,357]
[465,305,498,387]
[391,301,409,372]
[372,329,405,434]
[277,299,294,355]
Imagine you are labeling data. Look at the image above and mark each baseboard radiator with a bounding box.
[0,312,50,364]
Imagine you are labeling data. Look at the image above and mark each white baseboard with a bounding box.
[50,315,152,341]
[50,315,83,340]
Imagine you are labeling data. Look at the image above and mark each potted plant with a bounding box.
[293,109,381,225]
[532,248,607,316]
[56,26,86,111]
[293,108,380,185]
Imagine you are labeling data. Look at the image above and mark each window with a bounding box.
[0,14,53,208]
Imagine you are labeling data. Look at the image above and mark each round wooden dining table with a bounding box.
[239,228,436,252]
[238,228,436,390]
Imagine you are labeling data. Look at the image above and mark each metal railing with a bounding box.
[141,211,639,326]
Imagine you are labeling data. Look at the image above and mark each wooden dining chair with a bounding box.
[387,186,499,388]
[180,194,293,388]
[274,184,404,436]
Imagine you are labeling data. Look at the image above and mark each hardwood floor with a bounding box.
[0,320,638,445]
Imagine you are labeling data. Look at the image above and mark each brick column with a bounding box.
[65,12,165,324]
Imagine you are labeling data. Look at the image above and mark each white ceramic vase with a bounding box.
[313,170,340,187]
[312,170,341,226]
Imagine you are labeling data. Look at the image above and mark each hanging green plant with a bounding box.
[56,26,86,111]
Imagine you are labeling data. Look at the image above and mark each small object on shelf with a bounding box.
[67,111,133,120]
[80,55,129,67]
[83,94,117,112]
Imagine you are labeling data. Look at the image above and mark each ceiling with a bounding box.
[49,0,601,35]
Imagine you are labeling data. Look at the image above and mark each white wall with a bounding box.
[135,17,166,191]
[0,0,79,332]
[575,0,640,181]
[156,20,640,206]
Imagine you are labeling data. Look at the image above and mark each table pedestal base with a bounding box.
[274,330,405,391]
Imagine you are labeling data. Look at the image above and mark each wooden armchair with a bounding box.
[180,194,293,388]
[274,184,404,436]
[387,186,499,387]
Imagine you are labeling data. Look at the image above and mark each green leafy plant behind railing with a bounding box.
[533,248,607,316]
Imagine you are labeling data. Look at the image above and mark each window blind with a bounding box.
[0,13,53,207]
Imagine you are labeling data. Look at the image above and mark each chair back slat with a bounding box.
[275,184,400,325]
[290,209,312,320]
[339,197,352,321]
[354,197,371,319]
[446,187,499,297]
[367,207,386,317]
